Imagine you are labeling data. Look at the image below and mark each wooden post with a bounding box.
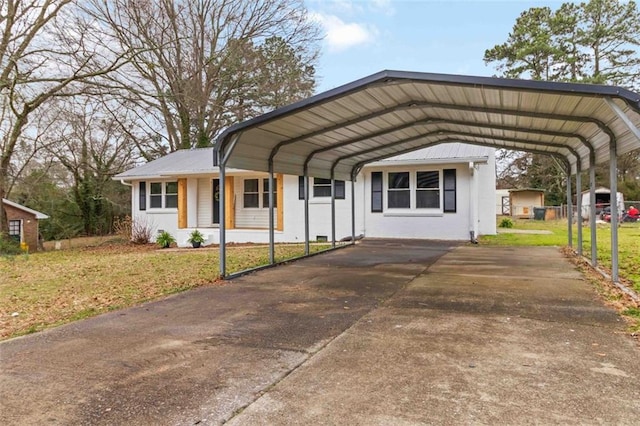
[178,178,187,229]
[277,174,284,231]
[225,176,235,229]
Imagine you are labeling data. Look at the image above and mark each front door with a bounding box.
[212,179,220,225]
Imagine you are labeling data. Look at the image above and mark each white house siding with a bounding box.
[282,175,355,242]
[359,160,496,240]
[130,179,179,240]
[197,178,213,228]
[234,175,272,229]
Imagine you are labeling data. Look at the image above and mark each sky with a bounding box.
[308,0,565,93]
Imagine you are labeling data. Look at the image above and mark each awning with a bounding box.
[216,70,640,181]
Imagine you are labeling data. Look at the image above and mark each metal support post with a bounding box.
[576,161,582,256]
[589,157,597,266]
[304,172,310,255]
[566,167,573,248]
[351,178,356,244]
[331,174,336,248]
[268,166,275,264]
[219,156,226,278]
[609,142,619,282]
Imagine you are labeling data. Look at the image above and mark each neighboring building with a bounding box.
[115,143,497,247]
[508,189,545,218]
[1,199,49,251]
[580,187,624,220]
[496,189,511,215]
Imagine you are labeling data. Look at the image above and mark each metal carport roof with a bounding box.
[214,70,640,283]
[216,70,640,182]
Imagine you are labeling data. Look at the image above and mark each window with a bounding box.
[372,169,456,213]
[416,171,439,209]
[299,177,345,199]
[149,181,178,209]
[387,172,410,208]
[262,178,277,208]
[244,178,277,208]
[8,220,20,243]
[313,178,332,197]
[244,179,259,208]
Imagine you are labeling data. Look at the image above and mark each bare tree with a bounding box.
[44,95,137,235]
[89,0,320,155]
[0,0,131,235]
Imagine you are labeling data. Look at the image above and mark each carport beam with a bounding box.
[304,173,310,255]
[268,166,275,264]
[566,167,573,248]
[219,155,227,278]
[331,174,336,248]
[576,161,583,256]
[589,156,597,266]
[609,141,619,282]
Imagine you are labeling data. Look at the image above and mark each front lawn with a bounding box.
[0,240,333,340]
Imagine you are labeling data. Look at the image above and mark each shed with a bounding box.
[508,189,545,218]
[2,199,49,252]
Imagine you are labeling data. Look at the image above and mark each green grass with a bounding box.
[0,241,334,340]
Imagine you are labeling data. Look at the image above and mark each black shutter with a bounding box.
[335,180,345,199]
[298,176,305,200]
[443,169,456,213]
[371,172,383,212]
[139,182,146,211]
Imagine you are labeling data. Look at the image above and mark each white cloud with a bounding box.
[311,12,378,52]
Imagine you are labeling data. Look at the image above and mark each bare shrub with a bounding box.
[122,216,154,245]
[113,215,132,238]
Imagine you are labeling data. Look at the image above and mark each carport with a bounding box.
[215,70,640,281]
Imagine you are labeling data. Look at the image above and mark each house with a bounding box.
[1,199,49,251]
[114,142,496,246]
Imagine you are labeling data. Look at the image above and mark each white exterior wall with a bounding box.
[359,159,496,240]
[126,157,496,247]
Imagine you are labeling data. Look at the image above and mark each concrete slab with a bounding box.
[2,242,639,425]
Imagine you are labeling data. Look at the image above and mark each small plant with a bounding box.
[499,217,514,228]
[117,216,154,245]
[187,229,206,248]
[156,231,175,248]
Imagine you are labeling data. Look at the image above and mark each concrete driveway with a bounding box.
[1,240,639,425]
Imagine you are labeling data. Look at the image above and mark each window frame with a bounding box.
[373,168,450,214]
[243,177,278,209]
[148,181,178,210]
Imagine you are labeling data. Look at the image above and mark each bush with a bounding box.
[115,216,154,245]
[499,217,514,228]
[0,236,23,256]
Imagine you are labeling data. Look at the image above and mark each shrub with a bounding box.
[156,231,175,248]
[0,236,23,256]
[116,216,154,245]
[499,217,514,228]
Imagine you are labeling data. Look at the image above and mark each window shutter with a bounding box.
[371,172,383,212]
[443,169,456,213]
[335,180,345,199]
[298,176,305,200]
[139,182,146,211]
